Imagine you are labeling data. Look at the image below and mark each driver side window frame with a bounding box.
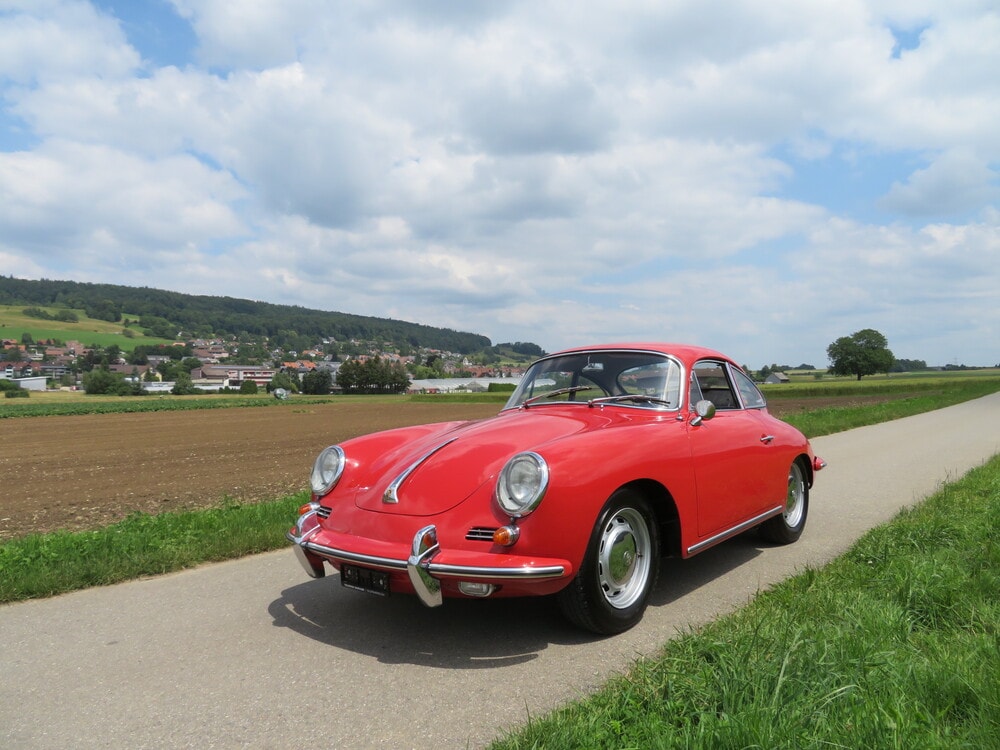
[692,360,741,411]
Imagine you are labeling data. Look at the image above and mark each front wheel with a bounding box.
[557,490,660,635]
[759,460,809,544]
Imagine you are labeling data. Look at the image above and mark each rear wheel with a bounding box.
[759,460,808,544]
[557,489,660,634]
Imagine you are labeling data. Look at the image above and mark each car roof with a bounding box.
[546,342,733,364]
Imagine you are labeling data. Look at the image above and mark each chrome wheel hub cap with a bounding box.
[784,464,805,527]
[597,507,651,610]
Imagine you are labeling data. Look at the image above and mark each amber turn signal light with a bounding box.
[298,501,324,517]
[493,525,520,546]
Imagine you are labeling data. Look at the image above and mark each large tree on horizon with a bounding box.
[826,328,895,380]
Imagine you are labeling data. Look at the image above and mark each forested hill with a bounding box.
[0,276,492,354]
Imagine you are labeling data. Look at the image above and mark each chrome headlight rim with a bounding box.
[310,445,346,495]
[495,451,549,518]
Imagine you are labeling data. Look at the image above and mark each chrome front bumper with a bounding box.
[287,510,567,608]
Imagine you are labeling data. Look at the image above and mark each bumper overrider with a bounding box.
[286,508,570,607]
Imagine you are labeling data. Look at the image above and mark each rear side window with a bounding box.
[732,368,766,409]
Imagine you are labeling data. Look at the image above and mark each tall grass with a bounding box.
[491,455,1000,749]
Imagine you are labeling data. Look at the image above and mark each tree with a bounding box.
[82,368,132,395]
[267,372,300,393]
[85,298,122,322]
[336,359,359,392]
[891,358,928,373]
[826,329,895,381]
[301,369,333,395]
[171,372,199,395]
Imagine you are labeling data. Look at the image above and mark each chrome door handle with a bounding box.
[760,434,775,444]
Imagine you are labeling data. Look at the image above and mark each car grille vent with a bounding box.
[317,506,332,519]
[466,527,498,542]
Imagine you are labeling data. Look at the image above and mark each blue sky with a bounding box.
[1,1,998,367]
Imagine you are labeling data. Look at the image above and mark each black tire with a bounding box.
[759,460,809,544]
[557,489,660,635]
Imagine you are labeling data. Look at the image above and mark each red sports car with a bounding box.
[288,343,825,634]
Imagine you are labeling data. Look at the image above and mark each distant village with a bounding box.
[0,335,528,395]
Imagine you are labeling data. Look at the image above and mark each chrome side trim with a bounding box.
[382,437,458,504]
[686,505,783,556]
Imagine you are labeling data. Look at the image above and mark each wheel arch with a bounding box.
[795,452,815,488]
[617,479,681,559]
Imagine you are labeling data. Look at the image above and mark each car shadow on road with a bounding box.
[267,532,768,670]
[648,532,766,608]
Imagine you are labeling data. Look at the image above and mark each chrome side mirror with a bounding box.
[689,399,716,426]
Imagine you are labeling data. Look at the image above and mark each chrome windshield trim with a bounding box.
[383,437,459,504]
[503,348,684,412]
[686,505,784,556]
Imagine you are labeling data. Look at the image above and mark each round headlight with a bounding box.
[310,445,346,495]
[496,452,549,517]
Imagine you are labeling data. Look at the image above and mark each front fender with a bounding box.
[508,419,697,568]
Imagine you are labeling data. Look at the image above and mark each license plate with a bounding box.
[340,563,390,596]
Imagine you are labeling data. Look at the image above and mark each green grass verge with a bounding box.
[780,378,1000,437]
[490,455,1000,749]
[0,493,309,602]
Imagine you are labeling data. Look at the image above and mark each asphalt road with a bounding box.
[2,393,998,749]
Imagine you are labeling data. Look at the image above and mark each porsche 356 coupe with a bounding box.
[288,343,825,634]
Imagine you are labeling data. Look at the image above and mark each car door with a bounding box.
[688,360,775,537]
[730,366,790,508]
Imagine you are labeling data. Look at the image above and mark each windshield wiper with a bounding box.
[588,394,674,408]
[522,386,594,407]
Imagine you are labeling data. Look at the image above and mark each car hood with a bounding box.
[350,408,609,516]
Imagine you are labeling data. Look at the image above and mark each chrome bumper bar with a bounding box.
[287,512,566,608]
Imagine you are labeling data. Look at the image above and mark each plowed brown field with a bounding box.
[0,396,876,540]
[0,401,499,540]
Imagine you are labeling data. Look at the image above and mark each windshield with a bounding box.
[504,350,682,410]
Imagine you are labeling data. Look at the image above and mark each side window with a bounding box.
[693,361,740,410]
[732,367,766,409]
